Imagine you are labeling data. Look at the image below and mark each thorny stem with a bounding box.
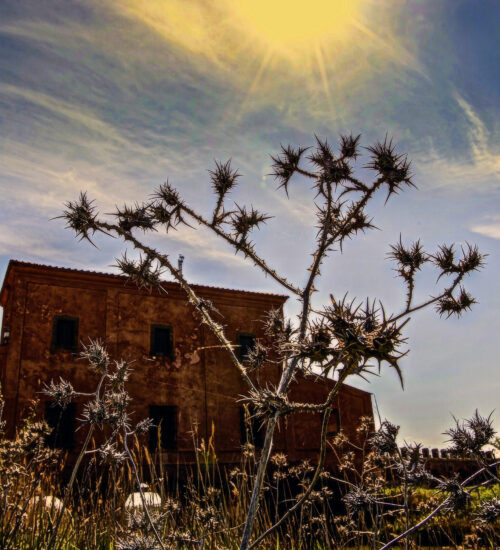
[241,180,351,549]
[388,272,464,324]
[301,181,336,325]
[473,451,500,483]
[239,413,279,549]
[178,202,301,296]
[405,269,415,312]
[97,221,258,394]
[380,461,500,550]
[329,178,383,245]
[248,365,353,549]
[211,193,225,227]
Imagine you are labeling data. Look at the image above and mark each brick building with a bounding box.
[0,260,373,466]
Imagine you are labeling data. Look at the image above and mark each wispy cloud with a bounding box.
[470,216,500,240]
[417,93,500,192]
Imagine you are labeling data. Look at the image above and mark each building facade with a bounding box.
[0,260,373,466]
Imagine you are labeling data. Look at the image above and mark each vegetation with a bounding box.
[1,380,498,548]
[3,133,495,548]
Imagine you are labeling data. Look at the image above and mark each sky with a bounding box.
[1,0,499,448]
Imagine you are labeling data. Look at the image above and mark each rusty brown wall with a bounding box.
[0,263,373,466]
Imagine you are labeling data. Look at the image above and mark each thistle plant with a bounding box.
[42,340,169,550]
[328,411,498,550]
[61,134,487,549]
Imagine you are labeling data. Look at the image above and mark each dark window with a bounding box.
[240,406,265,449]
[45,402,76,450]
[148,405,178,451]
[51,316,79,353]
[150,325,173,358]
[237,333,256,361]
[326,408,341,436]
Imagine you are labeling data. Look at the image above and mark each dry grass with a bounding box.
[1,401,499,550]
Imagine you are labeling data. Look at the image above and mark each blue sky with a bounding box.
[1,0,499,447]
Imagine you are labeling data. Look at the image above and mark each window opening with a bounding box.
[51,316,79,353]
[150,325,174,358]
[237,333,256,361]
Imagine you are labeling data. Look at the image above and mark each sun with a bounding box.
[232,0,364,52]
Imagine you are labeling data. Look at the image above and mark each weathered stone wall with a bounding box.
[0,261,373,466]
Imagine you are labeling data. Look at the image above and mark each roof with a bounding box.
[0,259,289,307]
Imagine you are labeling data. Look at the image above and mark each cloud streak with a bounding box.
[471,216,500,240]
[414,93,500,192]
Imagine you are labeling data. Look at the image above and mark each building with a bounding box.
[0,260,373,466]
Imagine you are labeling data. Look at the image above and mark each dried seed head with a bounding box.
[474,497,500,525]
[340,133,361,159]
[366,137,414,199]
[438,477,470,512]
[99,442,127,465]
[270,144,308,194]
[42,378,75,408]
[81,339,109,372]
[369,420,399,455]
[343,486,375,516]
[115,253,164,292]
[209,159,240,196]
[82,398,109,425]
[436,287,476,318]
[444,410,495,454]
[389,237,428,276]
[59,191,98,245]
[230,205,271,244]
[114,203,155,233]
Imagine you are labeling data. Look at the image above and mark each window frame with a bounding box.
[148,405,178,452]
[149,324,174,359]
[50,315,79,354]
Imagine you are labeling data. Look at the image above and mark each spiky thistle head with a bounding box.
[474,497,500,525]
[230,205,271,243]
[340,133,361,159]
[42,378,75,408]
[243,340,268,370]
[369,420,399,455]
[366,137,414,199]
[209,159,240,196]
[309,136,352,190]
[60,191,98,245]
[389,237,428,278]
[115,253,164,291]
[154,181,181,206]
[433,243,486,280]
[343,486,376,516]
[270,144,308,195]
[80,339,110,372]
[444,410,495,455]
[113,202,156,233]
[245,387,290,419]
[436,287,476,318]
[438,476,471,512]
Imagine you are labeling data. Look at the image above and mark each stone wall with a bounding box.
[0,260,373,466]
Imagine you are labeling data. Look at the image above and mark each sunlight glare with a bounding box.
[233,0,363,50]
